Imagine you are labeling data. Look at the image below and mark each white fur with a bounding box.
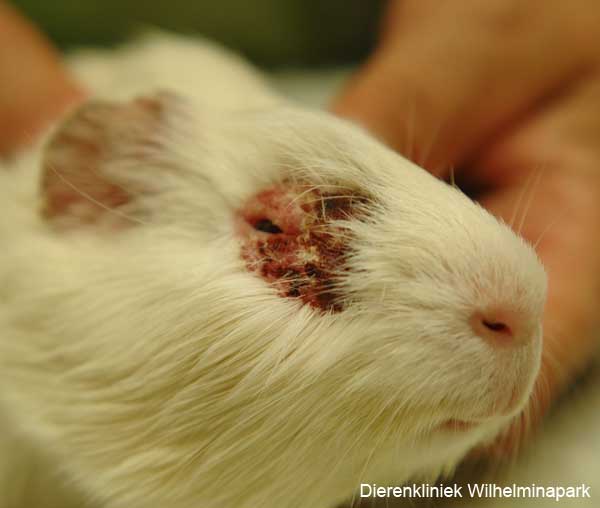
[0,33,547,508]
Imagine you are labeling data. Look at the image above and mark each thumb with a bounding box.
[331,0,595,176]
[0,2,85,156]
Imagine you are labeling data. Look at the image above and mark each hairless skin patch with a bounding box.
[237,182,367,312]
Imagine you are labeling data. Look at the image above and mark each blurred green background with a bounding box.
[12,0,385,67]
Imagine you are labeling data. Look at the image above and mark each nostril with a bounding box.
[470,310,521,346]
[482,319,511,335]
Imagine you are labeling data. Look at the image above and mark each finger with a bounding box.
[0,2,85,155]
[471,161,600,459]
[481,169,600,372]
[473,71,600,188]
[332,0,600,176]
[476,98,600,451]
[467,72,600,456]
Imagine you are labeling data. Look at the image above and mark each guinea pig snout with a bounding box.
[235,182,367,312]
[469,307,534,347]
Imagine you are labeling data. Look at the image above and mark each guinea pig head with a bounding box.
[32,90,547,505]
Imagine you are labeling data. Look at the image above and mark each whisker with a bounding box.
[449,166,457,189]
[284,184,356,211]
[517,165,544,236]
[402,97,417,163]
[419,117,445,171]
[508,165,540,230]
[533,208,570,250]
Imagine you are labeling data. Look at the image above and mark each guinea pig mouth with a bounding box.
[235,182,368,312]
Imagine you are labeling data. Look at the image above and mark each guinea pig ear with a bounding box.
[40,91,179,227]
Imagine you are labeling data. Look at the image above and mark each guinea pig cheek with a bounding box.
[235,183,364,312]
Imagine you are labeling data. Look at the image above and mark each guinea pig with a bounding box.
[0,33,547,508]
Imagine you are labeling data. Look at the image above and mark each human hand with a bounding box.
[0,1,85,156]
[333,0,600,455]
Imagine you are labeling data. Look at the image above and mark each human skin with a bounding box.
[0,1,84,155]
[333,0,600,454]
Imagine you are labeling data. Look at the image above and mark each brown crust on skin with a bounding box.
[238,182,367,312]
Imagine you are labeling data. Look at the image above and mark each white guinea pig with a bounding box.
[0,33,546,508]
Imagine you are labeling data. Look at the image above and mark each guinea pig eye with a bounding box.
[482,320,510,334]
[237,182,371,313]
[253,218,283,234]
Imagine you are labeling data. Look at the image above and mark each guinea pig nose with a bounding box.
[470,309,520,347]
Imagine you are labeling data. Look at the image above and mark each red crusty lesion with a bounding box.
[238,182,367,312]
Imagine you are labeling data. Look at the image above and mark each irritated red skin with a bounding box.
[237,183,365,312]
